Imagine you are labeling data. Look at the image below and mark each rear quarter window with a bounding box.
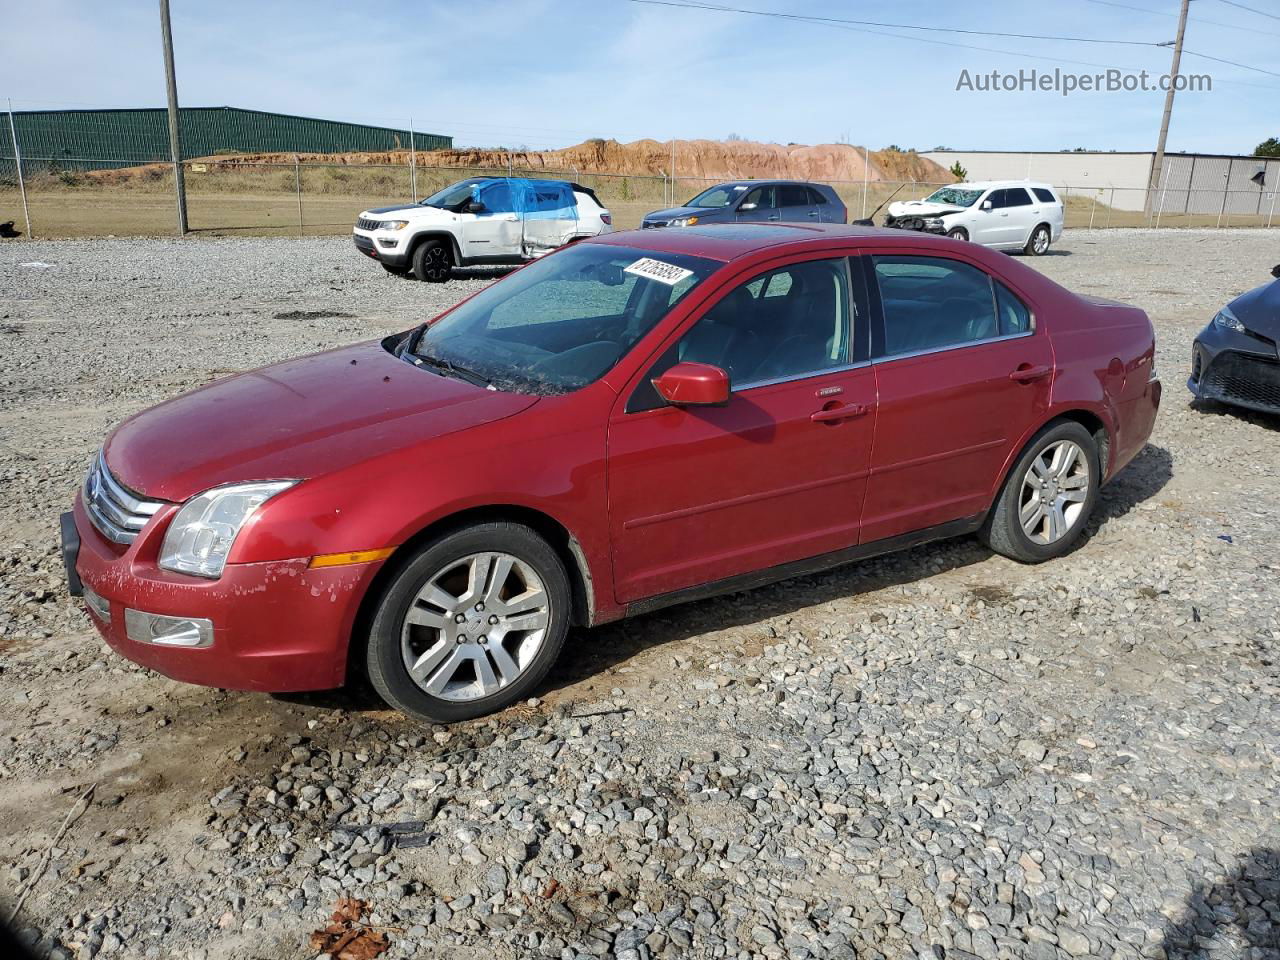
[1033,187,1059,204]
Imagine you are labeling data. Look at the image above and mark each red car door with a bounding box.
[859,253,1054,544]
[607,256,876,604]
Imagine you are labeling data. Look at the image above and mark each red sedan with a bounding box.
[62,225,1161,722]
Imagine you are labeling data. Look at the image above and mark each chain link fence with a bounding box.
[3,102,1278,237]
[5,156,1278,238]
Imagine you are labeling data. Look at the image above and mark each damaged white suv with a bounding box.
[884,181,1064,255]
[353,177,613,281]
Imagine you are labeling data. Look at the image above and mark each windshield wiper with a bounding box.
[410,351,492,388]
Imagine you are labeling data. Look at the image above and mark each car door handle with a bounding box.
[811,402,870,423]
[1009,364,1052,383]
[768,214,781,221]
[807,211,819,217]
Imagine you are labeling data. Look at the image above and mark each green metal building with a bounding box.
[3,105,451,173]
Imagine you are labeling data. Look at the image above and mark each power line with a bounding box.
[1084,0,1280,37]
[626,0,1280,90]
[627,0,1162,46]
[1214,0,1280,21]
[1181,47,1280,77]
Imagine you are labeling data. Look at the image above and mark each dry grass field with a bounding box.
[2,161,1274,237]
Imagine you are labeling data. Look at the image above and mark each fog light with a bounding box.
[83,585,111,624]
[124,609,213,648]
[377,236,399,246]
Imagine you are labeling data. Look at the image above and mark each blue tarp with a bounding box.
[471,178,577,220]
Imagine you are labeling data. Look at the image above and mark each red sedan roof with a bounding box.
[593,223,909,262]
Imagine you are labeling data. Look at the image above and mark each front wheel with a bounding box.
[1024,224,1051,256]
[412,239,453,282]
[980,421,1100,563]
[947,227,968,241]
[365,523,571,723]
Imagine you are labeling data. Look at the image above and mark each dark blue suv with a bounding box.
[642,180,847,228]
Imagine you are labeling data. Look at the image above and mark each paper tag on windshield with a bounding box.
[625,257,693,286]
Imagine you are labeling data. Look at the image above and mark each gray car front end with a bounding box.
[1188,268,1280,415]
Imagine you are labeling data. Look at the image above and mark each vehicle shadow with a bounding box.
[1189,398,1280,432]
[1157,847,1280,957]
[541,442,1173,696]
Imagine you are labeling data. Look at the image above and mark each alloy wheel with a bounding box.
[1018,439,1090,545]
[1033,228,1050,254]
[400,552,549,701]
[421,246,450,281]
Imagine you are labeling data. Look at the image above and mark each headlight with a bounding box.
[1213,306,1246,334]
[925,217,944,229]
[159,481,296,579]
[670,216,699,227]
[379,220,409,231]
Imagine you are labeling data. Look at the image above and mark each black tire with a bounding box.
[381,262,411,277]
[412,239,453,283]
[365,522,571,723]
[947,227,968,241]
[1024,224,1051,256]
[979,420,1100,564]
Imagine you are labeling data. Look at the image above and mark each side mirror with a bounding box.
[738,202,758,211]
[653,362,730,407]
[1272,263,1280,279]
[469,199,486,213]
[980,200,993,211]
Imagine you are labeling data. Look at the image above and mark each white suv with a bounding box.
[884,181,1064,255]
[353,177,613,281]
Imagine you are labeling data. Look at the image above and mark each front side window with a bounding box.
[413,244,718,395]
[1004,188,1034,207]
[984,189,1006,210]
[873,256,1003,356]
[422,178,489,210]
[677,258,852,386]
[686,184,746,208]
[742,186,778,210]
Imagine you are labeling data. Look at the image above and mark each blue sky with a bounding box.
[2,0,1277,154]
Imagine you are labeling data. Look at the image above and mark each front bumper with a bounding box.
[1188,335,1280,415]
[883,214,946,235]
[353,230,411,268]
[63,496,380,693]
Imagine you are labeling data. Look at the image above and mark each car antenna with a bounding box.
[851,183,910,227]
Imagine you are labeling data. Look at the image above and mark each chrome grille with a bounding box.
[84,453,165,545]
[356,217,382,231]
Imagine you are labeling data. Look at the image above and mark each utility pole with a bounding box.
[1147,0,1189,217]
[160,0,188,234]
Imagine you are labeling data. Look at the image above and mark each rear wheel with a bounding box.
[412,239,453,282]
[980,421,1099,563]
[1024,224,1051,256]
[365,523,571,723]
[947,227,968,241]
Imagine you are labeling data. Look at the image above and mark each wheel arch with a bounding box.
[345,503,596,684]
[405,229,462,264]
[1028,221,1052,245]
[987,408,1113,511]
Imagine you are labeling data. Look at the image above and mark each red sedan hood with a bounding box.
[106,340,538,502]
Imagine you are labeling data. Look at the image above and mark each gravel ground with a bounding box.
[1,231,1278,960]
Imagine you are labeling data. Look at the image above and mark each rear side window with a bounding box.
[778,184,811,207]
[995,282,1033,335]
[1032,187,1058,204]
[872,256,1001,356]
[1004,188,1033,207]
